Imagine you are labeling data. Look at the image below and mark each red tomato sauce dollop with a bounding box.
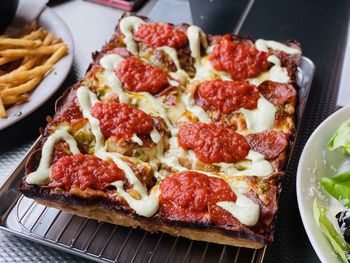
[196,79,260,114]
[90,102,153,141]
[115,57,169,95]
[209,35,270,80]
[134,23,187,49]
[50,154,125,191]
[178,123,250,164]
[159,171,237,222]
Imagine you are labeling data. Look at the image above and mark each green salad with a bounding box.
[315,119,350,262]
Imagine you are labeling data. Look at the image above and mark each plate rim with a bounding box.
[297,105,350,263]
[0,6,74,131]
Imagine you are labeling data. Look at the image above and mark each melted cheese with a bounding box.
[136,92,178,136]
[255,39,301,55]
[119,16,145,55]
[181,92,211,123]
[99,54,129,103]
[217,150,273,177]
[217,193,260,226]
[158,137,187,172]
[240,95,277,133]
[26,128,80,185]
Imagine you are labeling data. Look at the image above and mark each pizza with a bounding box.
[20,14,302,249]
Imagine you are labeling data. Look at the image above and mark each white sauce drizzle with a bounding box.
[217,194,260,226]
[150,127,162,144]
[77,87,104,151]
[248,54,290,86]
[131,134,143,146]
[255,39,301,55]
[240,95,277,133]
[99,54,129,103]
[217,150,273,177]
[119,16,145,55]
[26,128,80,185]
[181,92,211,123]
[96,151,159,218]
[187,25,208,61]
[156,46,189,84]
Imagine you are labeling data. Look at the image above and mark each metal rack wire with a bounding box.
[10,195,264,263]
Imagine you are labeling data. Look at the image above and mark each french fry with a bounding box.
[0,43,64,58]
[1,77,43,97]
[0,56,19,66]
[2,94,29,105]
[45,44,68,65]
[0,38,42,48]
[23,28,45,40]
[43,32,53,46]
[0,96,6,118]
[0,22,68,118]
[0,64,52,84]
[21,21,38,36]
[0,83,10,91]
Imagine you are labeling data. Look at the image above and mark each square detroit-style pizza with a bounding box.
[20,14,302,249]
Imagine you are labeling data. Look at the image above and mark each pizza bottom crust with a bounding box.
[33,197,265,249]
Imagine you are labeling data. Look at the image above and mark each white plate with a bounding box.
[297,105,350,263]
[0,7,74,131]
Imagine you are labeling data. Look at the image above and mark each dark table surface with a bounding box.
[1,0,350,262]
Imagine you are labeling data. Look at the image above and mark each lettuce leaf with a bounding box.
[313,200,349,263]
[328,120,350,154]
[321,171,350,207]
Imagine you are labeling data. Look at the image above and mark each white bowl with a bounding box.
[297,105,350,263]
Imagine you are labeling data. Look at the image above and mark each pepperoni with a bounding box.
[50,154,125,191]
[209,35,270,80]
[178,123,250,164]
[246,130,288,159]
[134,23,187,49]
[209,204,242,227]
[56,90,84,123]
[195,79,260,114]
[115,57,169,95]
[159,171,236,222]
[258,80,296,106]
[90,102,153,141]
[52,141,72,164]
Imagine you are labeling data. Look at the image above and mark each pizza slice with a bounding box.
[20,14,301,249]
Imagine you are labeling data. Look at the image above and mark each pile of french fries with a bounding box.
[0,21,68,118]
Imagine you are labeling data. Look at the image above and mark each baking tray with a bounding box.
[0,56,315,263]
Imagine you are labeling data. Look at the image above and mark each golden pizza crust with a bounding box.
[35,198,265,249]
